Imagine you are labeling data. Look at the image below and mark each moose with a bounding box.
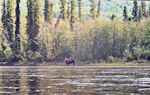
[65,57,75,66]
[137,60,142,66]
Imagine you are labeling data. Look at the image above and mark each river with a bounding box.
[0,66,150,95]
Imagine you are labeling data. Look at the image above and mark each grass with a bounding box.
[36,62,150,66]
[90,63,138,66]
[8,60,149,66]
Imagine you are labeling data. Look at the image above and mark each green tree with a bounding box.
[26,0,34,52]
[78,0,82,21]
[133,45,142,59]
[141,1,147,18]
[15,0,21,55]
[123,49,132,62]
[32,0,42,52]
[49,3,53,24]
[44,0,53,23]
[144,18,150,59]
[97,0,101,18]
[2,0,7,29]
[60,0,67,20]
[44,0,49,21]
[123,6,128,21]
[1,0,7,57]
[89,0,96,20]
[67,2,70,19]
[6,0,15,55]
[138,6,143,21]
[70,0,76,31]
[132,0,138,22]
[26,0,42,52]
[149,4,150,16]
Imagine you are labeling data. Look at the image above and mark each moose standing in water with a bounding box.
[65,57,75,66]
[136,57,143,66]
[137,60,142,66]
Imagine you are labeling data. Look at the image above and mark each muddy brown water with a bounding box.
[0,66,150,95]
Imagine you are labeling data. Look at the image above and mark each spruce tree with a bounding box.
[15,0,21,55]
[132,0,138,22]
[49,3,53,24]
[1,0,7,57]
[67,2,70,19]
[60,0,67,20]
[44,0,49,21]
[90,0,96,20]
[141,1,147,18]
[70,0,76,31]
[26,0,42,52]
[32,0,42,52]
[123,6,128,21]
[2,0,7,29]
[6,0,15,54]
[97,0,101,18]
[149,4,150,16]
[26,0,33,34]
[44,0,53,23]
[26,0,34,50]
[78,0,82,21]
[138,6,143,21]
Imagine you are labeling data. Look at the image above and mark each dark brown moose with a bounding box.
[65,57,75,66]
[137,60,142,66]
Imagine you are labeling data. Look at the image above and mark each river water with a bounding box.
[0,66,150,95]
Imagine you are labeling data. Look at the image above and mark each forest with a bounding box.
[0,0,150,65]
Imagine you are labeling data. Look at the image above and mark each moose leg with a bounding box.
[138,62,140,66]
[66,62,69,67]
[66,63,69,69]
[140,62,142,67]
[73,62,75,66]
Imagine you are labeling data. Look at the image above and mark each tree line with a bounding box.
[123,0,150,22]
[0,0,150,64]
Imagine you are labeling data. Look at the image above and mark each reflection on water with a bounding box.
[0,66,150,95]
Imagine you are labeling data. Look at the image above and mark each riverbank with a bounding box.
[15,62,150,66]
[0,60,149,66]
[1,65,150,69]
